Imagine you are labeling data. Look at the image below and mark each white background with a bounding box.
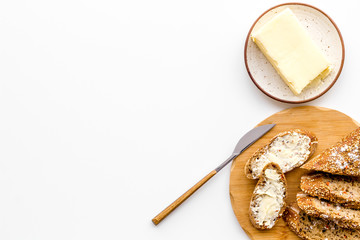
[0,0,358,239]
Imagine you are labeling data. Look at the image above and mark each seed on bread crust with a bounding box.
[283,202,360,240]
[302,127,360,176]
[297,192,360,229]
[300,172,360,209]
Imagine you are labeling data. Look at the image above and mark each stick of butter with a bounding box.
[251,8,332,95]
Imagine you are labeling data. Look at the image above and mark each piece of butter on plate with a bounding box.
[251,8,332,95]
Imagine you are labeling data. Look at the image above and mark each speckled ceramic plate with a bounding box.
[245,3,345,103]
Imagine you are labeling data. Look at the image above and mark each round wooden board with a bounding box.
[229,106,359,240]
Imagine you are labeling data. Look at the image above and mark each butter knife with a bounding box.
[152,123,275,225]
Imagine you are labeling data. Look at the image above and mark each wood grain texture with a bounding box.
[152,169,217,225]
[229,106,359,240]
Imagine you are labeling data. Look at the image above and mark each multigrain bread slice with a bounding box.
[249,163,287,229]
[283,202,360,240]
[297,192,360,229]
[300,172,360,209]
[245,129,317,179]
[302,127,360,176]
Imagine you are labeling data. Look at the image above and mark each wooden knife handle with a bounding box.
[152,169,217,225]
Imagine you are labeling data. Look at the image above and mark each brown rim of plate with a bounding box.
[244,2,345,104]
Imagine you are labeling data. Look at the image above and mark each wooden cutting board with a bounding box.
[229,106,359,240]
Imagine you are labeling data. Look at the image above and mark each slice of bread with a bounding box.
[302,127,360,176]
[249,163,287,229]
[300,172,360,209]
[245,129,317,179]
[283,202,360,240]
[297,192,360,230]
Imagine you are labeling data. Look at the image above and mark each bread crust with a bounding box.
[245,129,317,179]
[300,172,360,209]
[302,127,360,176]
[283,203,309,240]
[283,203,360,240]
[297,192,360,230]
[249,162,287,229]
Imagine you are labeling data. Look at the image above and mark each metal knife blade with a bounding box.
[215,123,275,172]
[233,123,276,155]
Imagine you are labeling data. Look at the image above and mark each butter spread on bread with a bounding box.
[249,163,287,229]
[245,129,317,179]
